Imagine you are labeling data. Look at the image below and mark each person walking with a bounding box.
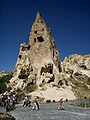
[58,98,65,110]
[5,96,10,112]
[32,99,39,110]
[1,94,5,108]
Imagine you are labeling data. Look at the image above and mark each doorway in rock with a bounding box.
[37,36,44,42]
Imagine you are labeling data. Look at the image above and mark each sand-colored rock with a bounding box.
[8,13,90,101]
[9,12,67,101]
[61,54,90,99]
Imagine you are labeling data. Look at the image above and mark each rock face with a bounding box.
[61,54,90,99]
[9,12,66,101]
[8,12,90,101]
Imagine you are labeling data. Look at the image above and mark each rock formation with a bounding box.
[8,12,90,101]
[61,54,90,99]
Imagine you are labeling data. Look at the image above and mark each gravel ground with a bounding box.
[10,103,90,120]
[0,103,90,120]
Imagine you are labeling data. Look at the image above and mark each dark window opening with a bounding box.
[27,45,30,50]
[42,79,45,83]
[21,46,26,51]
[47,79,54,83]
[58,64,62,72]
[34,38,36,42]
[40,64,53,75]
[53,50,54,57]
[41,28,44,31]
[18,69,29,79]
[49,69,53,74]
[34,30,37,34]
[47,75,55,83]
[31,67,33,71]
[37,36,44,42]
[18,75,28,79]
[58,80,64,86]
[19,55,22,59]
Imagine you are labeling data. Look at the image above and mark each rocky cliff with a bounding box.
[61,54,90,99]
[8,13,90,101]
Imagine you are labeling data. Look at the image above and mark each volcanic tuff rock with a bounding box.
[8,13,90,101]
[61,54,90,99]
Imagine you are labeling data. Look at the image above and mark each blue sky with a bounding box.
[0,0,90,71]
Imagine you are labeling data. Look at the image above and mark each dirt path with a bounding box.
[9,103,90,120]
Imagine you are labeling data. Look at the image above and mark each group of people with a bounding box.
[23,96,39,110]
[23,96,64,110]
[1,94,17,112]
[1,95,64,112]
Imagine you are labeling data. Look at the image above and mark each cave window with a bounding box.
[31,68,33,71]
[37,36,44,42]
[19,55,22,59]
[34,30,37,34]
[34,38,36,43]
[27,45,30,50]
[42,79,45,83]
[21,46,26,51]
[49,69,53,74]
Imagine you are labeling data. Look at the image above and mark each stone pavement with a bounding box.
[0,103,90,120]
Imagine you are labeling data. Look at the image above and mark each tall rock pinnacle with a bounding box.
[6,13,90,101]
[8,13,76,101]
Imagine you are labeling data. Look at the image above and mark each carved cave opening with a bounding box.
[37,36,44,42]
[40,64,53,75]
[34,38,36,43]
[18,69,29,79]
[27,44,30,50]
[19,55,22,59]
[34,30,37,34]
[21,45,30,51]
[21,46,26,51]
[58,80,64,86]
[47,74,55,83]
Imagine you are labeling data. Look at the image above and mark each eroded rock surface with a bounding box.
[8,13,90,101]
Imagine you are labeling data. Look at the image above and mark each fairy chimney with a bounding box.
[9,12,61,91]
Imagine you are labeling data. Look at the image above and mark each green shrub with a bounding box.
[0,83,7,93]
[17,92,25,101]
[25,84,37,92]
[0,72,13,83]
[79,102,90,107]
[0,72,13,94]
[7,86,12,92]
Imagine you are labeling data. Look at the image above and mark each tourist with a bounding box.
[32,99,39,110]
[58,98,65,110]
[5,96,10,112]
[23,96,31,107]
[11,95,16,108]
[1,94,5,108]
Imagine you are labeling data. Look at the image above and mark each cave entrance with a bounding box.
[34,38,36,43]
[40,64,53,75]
[37,36,44,42]
[34,30,37,34]
[19,55,22,59]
